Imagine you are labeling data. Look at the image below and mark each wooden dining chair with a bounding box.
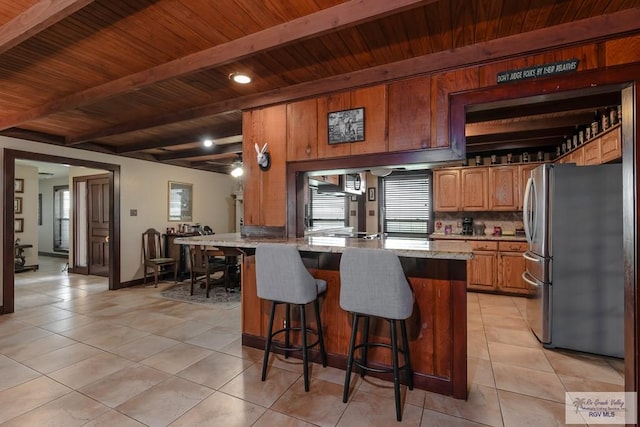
[189,245,228,297]
[142,228,177,287]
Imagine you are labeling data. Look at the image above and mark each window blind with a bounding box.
[309,186,347,229]
[382,173,431,236]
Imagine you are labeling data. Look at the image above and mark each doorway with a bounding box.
[448,67,638,406]
[2,149,121,314]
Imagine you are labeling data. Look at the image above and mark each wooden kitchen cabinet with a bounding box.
[518,163,540,209]
[497,241,530,295]
[467,241,498,292]
[583,139,601,165]
[461,167,489,211]
[600,126,621,163]
[433,169,460,211]
[489,166,518,211]
[554,125,621,166]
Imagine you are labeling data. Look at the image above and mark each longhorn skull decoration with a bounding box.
[254,143,271,171]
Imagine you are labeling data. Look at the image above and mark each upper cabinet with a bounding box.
[461,168,489,211]
[435,163,544,212]
[554,125,621,166]
[433,169,460,211]
[489,166,518,211]
[518,164,539,210]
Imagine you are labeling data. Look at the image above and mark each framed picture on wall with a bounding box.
[327,107,365,144]
[14,197,22,214]
[15,218,24,233]
[367,187,376,202]
[168,181,193,221]
[14,178,24,193]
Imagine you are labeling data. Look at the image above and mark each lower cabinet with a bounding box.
[498,242,532,295]
[467,241,497,292]
[466,240,532,295]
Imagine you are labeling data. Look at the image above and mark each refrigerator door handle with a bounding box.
[522,271,540,287]
[523,252,541,262]
[523,176,534,245]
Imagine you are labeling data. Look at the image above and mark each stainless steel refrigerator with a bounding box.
[522,163,623,358]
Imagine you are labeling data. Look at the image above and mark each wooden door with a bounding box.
[489,166,518,211]
[88,176,109,276]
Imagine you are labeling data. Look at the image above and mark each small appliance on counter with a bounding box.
[473,221,486,236]
[462,217,473,235]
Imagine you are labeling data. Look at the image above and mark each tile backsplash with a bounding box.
[434,212,523,235]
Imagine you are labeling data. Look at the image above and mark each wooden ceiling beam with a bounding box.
[0,0,435,132]
[114,123,242,153]
[155,142,242,161]
[66,7,640,144]
[0,0,94,56]
[69,111,242,145]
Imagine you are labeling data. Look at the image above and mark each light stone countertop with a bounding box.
[174,233,473,260]
[429,233,527,242]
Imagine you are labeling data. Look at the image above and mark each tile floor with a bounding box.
[0,257,625,426]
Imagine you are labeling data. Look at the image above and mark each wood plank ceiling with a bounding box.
[0,0,639,174]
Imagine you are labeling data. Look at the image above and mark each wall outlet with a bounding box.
[130,209,137,216]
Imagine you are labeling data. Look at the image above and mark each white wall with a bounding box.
[1,136,236,295]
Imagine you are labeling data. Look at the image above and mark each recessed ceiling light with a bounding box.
[229,72,251,84]
[203,138,213,147]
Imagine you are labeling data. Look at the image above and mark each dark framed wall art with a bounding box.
[327,107,365,144]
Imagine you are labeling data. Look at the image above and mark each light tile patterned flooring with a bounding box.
[0,257,625,426]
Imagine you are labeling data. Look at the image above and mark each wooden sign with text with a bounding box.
[497,58,580,84]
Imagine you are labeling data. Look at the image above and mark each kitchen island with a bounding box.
[175,233,473,399]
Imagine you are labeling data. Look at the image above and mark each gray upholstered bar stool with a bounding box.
[255,243,328,392]
[339,247,414,422]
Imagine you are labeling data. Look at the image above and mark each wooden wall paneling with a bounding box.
[241,255,261,336]
[242,109,263,226]
[533,44,600,72]
[434,278,452,379]
[286,99,318,161]
[317,91,351,159]
[431,67,479,148]
[260,104,287,227]
[350,85,388,155]
[388,75,432,152]
[605,34,640,66]
[310,269,349,356]
[408,277,436,375]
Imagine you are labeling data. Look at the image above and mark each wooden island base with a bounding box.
[241,251,468,399]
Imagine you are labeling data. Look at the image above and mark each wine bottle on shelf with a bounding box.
[591,111,599,137]
[610,105,618,126]
[602,107,610,131]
